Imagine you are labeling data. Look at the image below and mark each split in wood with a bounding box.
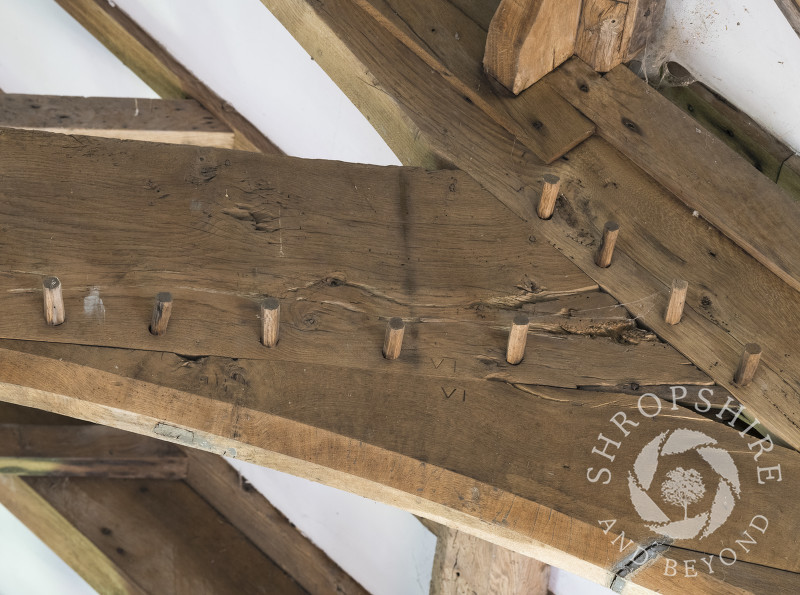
[734,343,762,386]
[260,298,280,348]
[383,317,405,360]
[149,292,173,336]
[536,174,561,219]
[42,276,65,326]
[506,313,529,365]
[595,221,619,268]
[664,279,688,325]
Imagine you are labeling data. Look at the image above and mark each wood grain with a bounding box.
[0,424,187,479]
[353,0,595,163]
[429,525,550,594]
[546,58,800,294]
[54,0,279,153]
[0,346,797,580]
[0,94,235,148]
[484,0,582,94]
[778,154,800,200]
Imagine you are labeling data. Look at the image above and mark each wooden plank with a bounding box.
[774,0,800,37]
[778,153,800,200]
[545,58,800,295]
[54,0,280,154]
[0,475,147,595]
[0,345,795,590]
[575,0,664,72]
[0,129,721,390]
[20,476,306,595]
[484,0,582,94]
[354,0,595,163]
[447,0,500,29]
[429,524,550,594]
[263,0,800,449]
[0,94,234,148]
[185,450,368,595]
[659,83,793,181]
[0,424,187,479]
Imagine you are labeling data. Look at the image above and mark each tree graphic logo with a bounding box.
[628,429,741,540]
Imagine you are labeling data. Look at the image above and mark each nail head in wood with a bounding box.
[383,317,405,360]
[595,221,619,268]
[506,313,529,365]
[536,174,561,220]
[149,292,173,336]
[260,297,280,348]
[664,279,689,325]
[734,343,762,386]
[42,276,65,326]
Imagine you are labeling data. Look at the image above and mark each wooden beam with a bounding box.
[53,0,281,154]
[185,450,369,595]
[778,153,800,200]
[0,424,187,479]
[483,0,582,94]
[545,58,800,294]
[659,81,794,182]
[428,522,550,594]
[575,0,665,73]
[0,475,307,595]
[0,93,234,148]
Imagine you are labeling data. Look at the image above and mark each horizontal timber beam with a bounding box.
[0,423,187,479]
[0,93,234,148]
[54,0,280,154]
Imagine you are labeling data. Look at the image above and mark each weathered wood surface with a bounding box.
[575,0,664,72]
[546,58,800,295]
[354,0,595,164]
[0,94,234,148]
[14,476,306,594]
[484,0,582,94]
[429,524,550,594]
[185,450,369,595]
[0,128,714,389]
[778,153,800,200]
[0,344,797,588]
[262,0,800,452]
[0,424,187,479]
[54,0,280,153]
[658,83,794,182]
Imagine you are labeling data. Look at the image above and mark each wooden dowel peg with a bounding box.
[664,279,688,325]
[383,317,405,360]
[260,297,280,347]
[42,276,65,326]
[536,174,561,220]
[149,292,173,336]
[734,343,762,386]
[595,221,619,268]
[506,313,529,365]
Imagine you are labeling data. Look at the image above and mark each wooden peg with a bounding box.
[506,313,529,365]
[149,292,173,336]
[664,279,688,325]
[383,317,405,360]
[42,276,65,326]
[260,298,280,347]
[734,343,762,386]
[595,221,619,268]
[536,174,561,219]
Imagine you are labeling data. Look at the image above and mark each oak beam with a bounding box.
[0,93,234,148]
[428,523,550,594]
[53,0,280,153]
[0,424,187,479]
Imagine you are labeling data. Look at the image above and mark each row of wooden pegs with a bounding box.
[536,175,762,387]
[40,182,761,388]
